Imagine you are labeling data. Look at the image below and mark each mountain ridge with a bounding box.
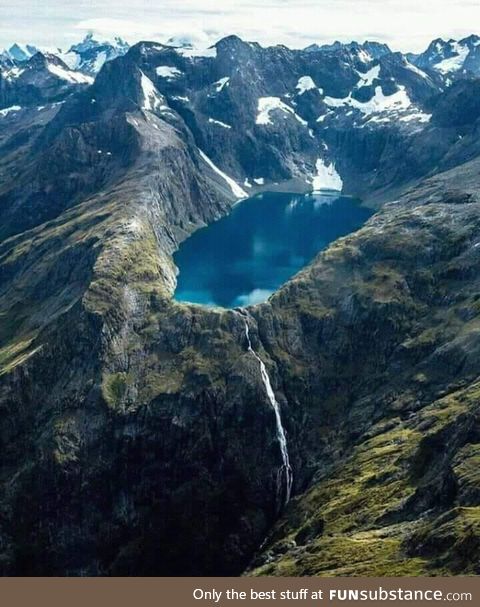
[3,32,480,77]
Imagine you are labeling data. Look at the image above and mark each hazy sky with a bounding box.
[1,0,480,52]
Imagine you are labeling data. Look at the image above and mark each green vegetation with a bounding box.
[102,372,131,408]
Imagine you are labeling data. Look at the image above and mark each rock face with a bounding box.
[63,34,130,75]
[412,35,480,79]
[0,34,479,576]
[0,52,92,110]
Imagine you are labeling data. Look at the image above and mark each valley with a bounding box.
[0,31,479,576]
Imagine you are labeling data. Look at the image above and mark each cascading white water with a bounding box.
[242,315,293,507]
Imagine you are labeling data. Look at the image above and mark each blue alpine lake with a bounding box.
[173,191,373,308]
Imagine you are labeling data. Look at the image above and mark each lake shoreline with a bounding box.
[173,192,373,308]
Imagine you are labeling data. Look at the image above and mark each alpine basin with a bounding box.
[173,191,373,308]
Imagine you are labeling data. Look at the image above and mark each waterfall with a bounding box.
[241,313,293,507]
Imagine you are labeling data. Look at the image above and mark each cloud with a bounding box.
[233,289,273,307]
[73,18,162,40]
[1,0,480,52]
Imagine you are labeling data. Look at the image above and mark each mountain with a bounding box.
[2,42,38,62]
[0,33,479,576]
[59,33,130,75]
[305,40,391,60]
[0,51,92,110]
[0,34,445,218]
[413,34,480,79]
[1,34,129,77]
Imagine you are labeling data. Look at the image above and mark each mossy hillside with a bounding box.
[83,220,173,316]
[255,202,480,473]
[0,195,120,375]
[250,375,480,576]
[0,97,234,377]
[254,531,429,577]
[247,201,480,576]
[102,371,133,408]
[406,507,480,575]
[453,444,480,504]
[98,299,274,411]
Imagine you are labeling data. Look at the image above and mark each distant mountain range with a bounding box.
[3,33,480,78]
[3,31,480,205]
[1,33,129,74]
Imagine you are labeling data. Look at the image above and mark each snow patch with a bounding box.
[93,51,107,73]
[253,177,265,185]
[324,85,411,116]
[365,115,392,124]
[59,51,81,70]
[357,48,373,63]
[47,62,93,84]
[295,76,316,95]
[256,96,307,126]
[405,61,429,79]
[214,76,230,92]
[316,112,330,123]
[399,111,431,123]
[178,46,217,59]
[312,158,343,191]
[208,118,232,129]
[356,64,380,87]
[3,66,25,80]
[0,105,21,117]
[435,42,469,73]
[199,150,247,198]
[140,71,162,111]
[156,65,182,79]
[323,95,348,108]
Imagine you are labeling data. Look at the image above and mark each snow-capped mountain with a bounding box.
[412,34,480,78]
[59,33,129,75]
[1,42,38,62]
[3,31,480,99]
[0,51,92,109]
[1,31,480,200]
[1,34,129,78]
[0,31,475,220]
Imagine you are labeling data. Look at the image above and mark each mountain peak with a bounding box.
[6,43,38,62]
[68,33,129,55]
[363,40,391,58]
[413,34,480,76]
[215,34,250,51]
[304,39,389,60]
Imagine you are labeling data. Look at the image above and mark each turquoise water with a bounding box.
[173,192,373,308]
